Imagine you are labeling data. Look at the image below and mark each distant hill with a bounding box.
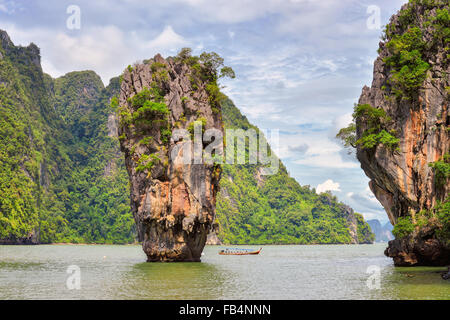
[367,220,394,243]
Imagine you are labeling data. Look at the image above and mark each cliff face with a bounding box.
[118,54,223,262]
[356,1,449,266]
[0,29,135,244]
[0,30,54,244]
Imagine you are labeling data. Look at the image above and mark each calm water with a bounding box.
[0,244,448,300]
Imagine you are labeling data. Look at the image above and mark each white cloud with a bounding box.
[332,113,353,135]
[292,138,359,169]
[316,179,341,194]
[295,154,359,169]
[347,186,383,210]
[145,25,187,51]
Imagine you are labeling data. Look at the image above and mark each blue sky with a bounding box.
[0,0,409,223]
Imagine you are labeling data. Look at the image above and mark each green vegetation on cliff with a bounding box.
[429,154,450,188]
[393,198,450,246]
[383,0,449,100]
[337,104,400,152]
[0,33,134,243]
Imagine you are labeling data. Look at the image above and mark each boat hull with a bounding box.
[219,249,262,256]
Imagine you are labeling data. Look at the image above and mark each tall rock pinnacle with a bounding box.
[118,53,225,262]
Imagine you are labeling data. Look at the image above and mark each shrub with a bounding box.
[429,154,450,188]
[175,48,234,111]
[384,26,430,99]
[337,104,399,152]
[136,153,160,174]
[392,216,415,239]
[435,198,450,246]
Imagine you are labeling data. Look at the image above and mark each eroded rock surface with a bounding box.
[118,54,223,262]
[356,2,449,266]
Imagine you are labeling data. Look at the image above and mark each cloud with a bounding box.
[317,179,341,194]
[0,0,18,14]
[347,187,383,212]
[145,25,187,51]
[289,144,309,155]
[295,154,359,169]
[331,113,353,136]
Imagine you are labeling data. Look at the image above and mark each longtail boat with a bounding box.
[219,248,262,256]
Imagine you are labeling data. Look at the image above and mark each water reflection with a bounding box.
[376,266,450,300]
[111,261,227,299]
[0,261,44,271]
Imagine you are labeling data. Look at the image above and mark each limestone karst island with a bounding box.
[0,0,448,303]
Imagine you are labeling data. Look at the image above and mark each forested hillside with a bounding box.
[0,31,374,245]
[0,31,70,244]
[0,31,133,244]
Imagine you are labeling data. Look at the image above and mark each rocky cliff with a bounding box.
[0,30,55,244]
[118,53,224,261]
[354,1,449,266]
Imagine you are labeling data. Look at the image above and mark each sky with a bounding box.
[0,0,409,224]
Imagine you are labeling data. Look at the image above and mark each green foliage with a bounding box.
[337,104,399,152]
[392,198,450,246]
[139,136,153,146]
[136,153,160,173]
[110,96,119,111]
[428,154,450,188]
[382,1,450,99]
[127,87,171,144]
[355,213,376,244]
[175,48,235,109]
[150,62,167,72]
[187,117,207,136]
[435,198,450,246]
[392,216,415,239]
[336,123,357,149]
[132,100,169,122]
[50,76,135,244]
[0,40,135,244]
